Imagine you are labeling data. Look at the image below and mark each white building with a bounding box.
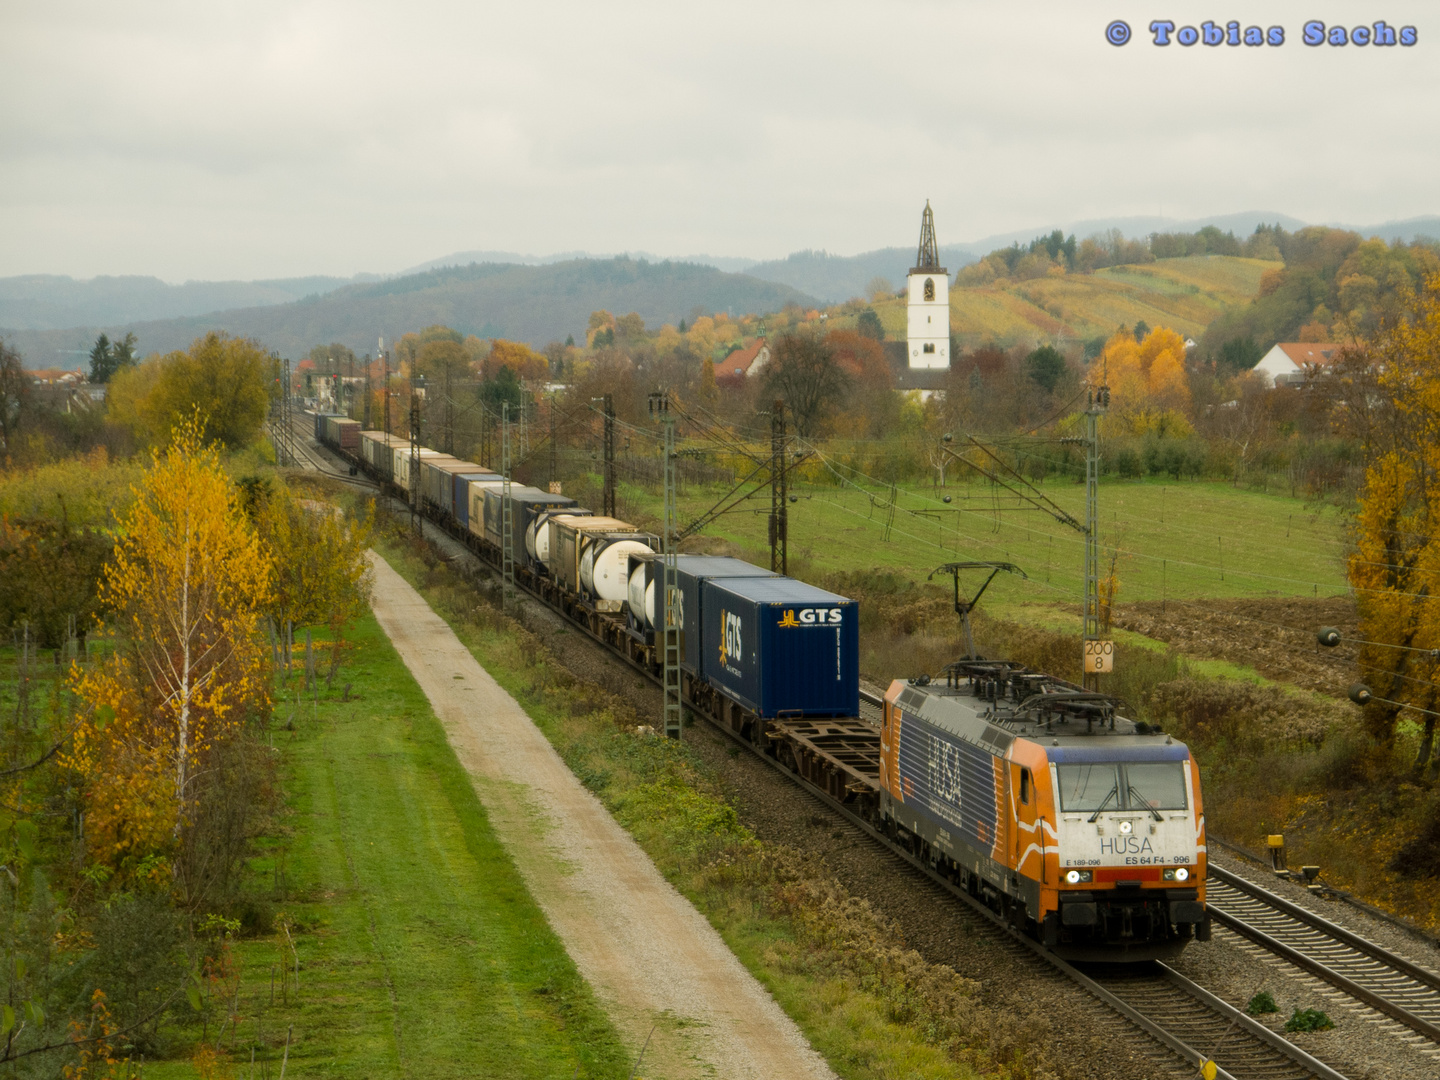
[1252,342,1343,387]
[907,201,950,370]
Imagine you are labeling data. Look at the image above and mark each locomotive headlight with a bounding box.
[1066,870,1081,884]
[1064,869,1093,884]
[1163,867,1191,882]
[1119,820,1133,835]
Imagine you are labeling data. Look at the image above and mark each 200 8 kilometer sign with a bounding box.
[1084,639,1114,673]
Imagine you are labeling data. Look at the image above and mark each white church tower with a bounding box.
[907,201,950,370]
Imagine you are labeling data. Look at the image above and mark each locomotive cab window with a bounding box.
[1057,762,1187,813]
[1057,764,1117,812]
[1125,762,1188,811]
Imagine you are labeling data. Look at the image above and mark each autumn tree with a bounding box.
[1343,273,1440,770]
[762,332,849,437]
[0,505,112,647]
[253,487,373,681]
[485,339,548,382]
[1092,327,1192,437]
[68,417,272,888]
[826,329,895,437]
[615,312,646,342]
[108,333,271,449]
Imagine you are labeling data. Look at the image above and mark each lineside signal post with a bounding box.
[1083,639,1114,674]
[1081,382,1109,691]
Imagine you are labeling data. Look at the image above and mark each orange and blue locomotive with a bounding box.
[881,660,1208,960]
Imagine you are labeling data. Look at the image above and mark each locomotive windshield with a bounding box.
[1056,763,1118,811]
[1057,762,1188,813]
[1126,762,1188,811]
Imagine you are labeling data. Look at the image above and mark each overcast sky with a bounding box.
[2,1,1434,282]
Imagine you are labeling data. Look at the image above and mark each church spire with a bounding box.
[914,200,940,271]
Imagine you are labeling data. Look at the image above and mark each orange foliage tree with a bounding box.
[67,418,272,881]
[1345,273,1440,768]
[1092,327,1192,436]
[484,340,549,382]
[826,329,895,438]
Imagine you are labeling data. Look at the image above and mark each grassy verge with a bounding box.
[371,527,1054,1080]
[146,614,629,1079]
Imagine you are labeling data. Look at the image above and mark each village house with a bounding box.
[715,340,771,388]
[1252,342,1344,387]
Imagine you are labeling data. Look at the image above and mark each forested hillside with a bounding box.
[1198,227,1440,366]
[0,273,366,330]
[4,258,816,367]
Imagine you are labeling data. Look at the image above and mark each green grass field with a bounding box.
[622,475,1349,616]
[149,615,628,1079]
[848,255,1278,348]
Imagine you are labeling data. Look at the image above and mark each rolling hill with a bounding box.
[4,258,818,366]
[741,245,982,304]
[0,273,372,332]
[860,255,1280,349]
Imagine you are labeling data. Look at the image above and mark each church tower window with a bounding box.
[924,277,935,301]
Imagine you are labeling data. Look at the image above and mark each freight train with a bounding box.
[313,412,1208,959]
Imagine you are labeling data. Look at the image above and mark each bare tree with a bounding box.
[762,332,849,437]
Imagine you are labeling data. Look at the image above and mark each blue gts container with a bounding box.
[669,557,776,672]
[698,577,858,718]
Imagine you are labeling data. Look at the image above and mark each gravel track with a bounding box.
[367,553,836,1080]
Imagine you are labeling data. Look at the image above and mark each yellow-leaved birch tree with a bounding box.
[68,416,272,881]
[1344,273,1440,773]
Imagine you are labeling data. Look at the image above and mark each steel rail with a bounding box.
[1155,964,1349,1080]
[303,441,1348,1080]
[1210,866,1440,993]
[1206,869,1440,1044]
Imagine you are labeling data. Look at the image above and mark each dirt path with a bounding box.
[366,552,835,1080]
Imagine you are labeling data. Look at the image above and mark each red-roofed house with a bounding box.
[715,341,771,388]
[1253,342,1343,387]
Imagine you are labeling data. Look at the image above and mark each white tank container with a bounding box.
[581,539,653,602]
[627,563,657,628]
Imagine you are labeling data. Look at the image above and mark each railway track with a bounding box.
[853,685,1344,1079]
[274,417,377,489]
[1206,864,1440,1048]
[1093,964,1345,1080]
[294,427,1355,1079]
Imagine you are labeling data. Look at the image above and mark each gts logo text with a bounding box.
[776,607,844,627]
[719,610,743,667]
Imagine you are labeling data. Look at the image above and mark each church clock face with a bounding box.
[923,277,935,301]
